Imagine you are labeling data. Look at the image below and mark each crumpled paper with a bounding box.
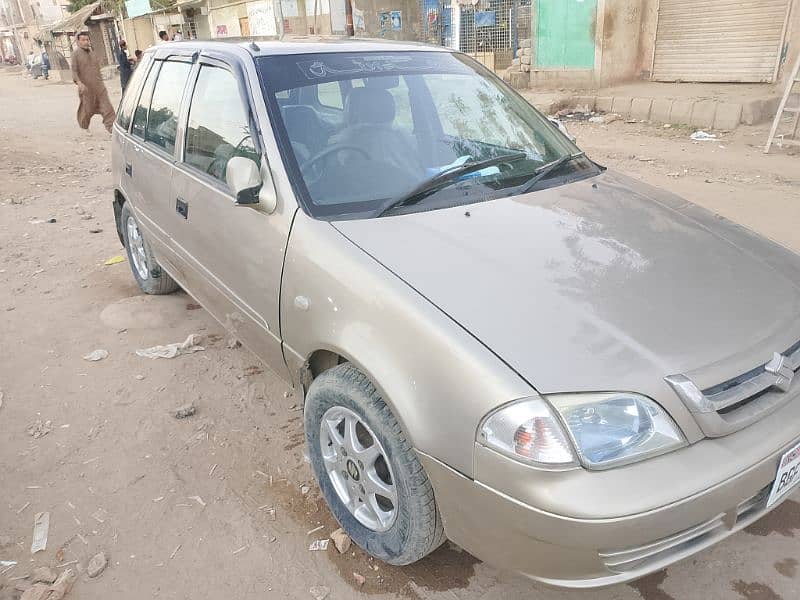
[136,334,205,359]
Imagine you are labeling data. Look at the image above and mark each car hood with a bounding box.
[332,171,800,400]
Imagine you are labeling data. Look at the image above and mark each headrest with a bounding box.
[345,87,396,126]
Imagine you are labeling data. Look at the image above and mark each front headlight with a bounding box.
[478,393,686,470]
[478,398,577,467]
[547,392,686,470]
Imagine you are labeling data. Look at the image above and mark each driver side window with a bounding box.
[184,65,258,184]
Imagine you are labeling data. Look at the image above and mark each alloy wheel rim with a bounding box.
[126,215,149,281]
[319,406,398,532]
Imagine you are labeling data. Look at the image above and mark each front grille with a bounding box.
[665,340,800,437]
[599,485,771,574]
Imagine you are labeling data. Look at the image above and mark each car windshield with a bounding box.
[255,51,597,219]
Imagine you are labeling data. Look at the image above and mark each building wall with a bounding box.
[597,0,645,85]
[778,0,799,84]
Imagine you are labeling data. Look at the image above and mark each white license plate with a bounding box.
[767,440,800,508]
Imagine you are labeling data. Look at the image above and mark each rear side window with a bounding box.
[184,65,258,183]
[117,55,151,130]
[145,60,191,154]
[131,62,159,139]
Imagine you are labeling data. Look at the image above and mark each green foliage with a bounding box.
[66,0,95,13]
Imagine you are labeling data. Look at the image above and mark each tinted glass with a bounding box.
[117,54,151,130]
[131,61,159,139]
[256,52,591,219]
[184,65,259,184]
[145,60,191,154]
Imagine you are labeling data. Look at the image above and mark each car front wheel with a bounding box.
[305,363,446,565]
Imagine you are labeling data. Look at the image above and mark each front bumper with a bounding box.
[418,432,800,589]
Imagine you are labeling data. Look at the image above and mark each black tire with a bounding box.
[305,363,446,565]
[120,202,179,295]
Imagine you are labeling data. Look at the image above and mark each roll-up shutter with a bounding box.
[652,0,791,83]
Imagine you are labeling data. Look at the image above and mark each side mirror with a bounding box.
[226,156,262,205]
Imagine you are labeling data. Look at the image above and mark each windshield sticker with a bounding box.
[297,55,441,79]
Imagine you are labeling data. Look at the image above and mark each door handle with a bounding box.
[125,162,132,176]
[176,197,189,219]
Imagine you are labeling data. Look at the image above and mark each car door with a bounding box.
[127,55,193,258]
[167,56,289,377]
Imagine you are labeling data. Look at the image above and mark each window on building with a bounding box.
[145,60,191,154]
[184,65,259,184]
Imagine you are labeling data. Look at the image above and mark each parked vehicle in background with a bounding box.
[111,39,800,589]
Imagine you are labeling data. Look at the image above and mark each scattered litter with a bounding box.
[186,303,202,311]
[26,420,52,438]
[170,544,181,559]
[588,115,604,124]
[637,156,655,162]
[104,255,125,266]
[152,496,165,502]
[209,464,218,477]
[330,528,352,554]
[17,502,30,514]
[87,552,108,578]
[56,547,64,562]
[188,495,206,507]
[30,566,57,584]
[306,525,325,536]
[309,585,330,600]
[308,539,329,551]
[135,374,145,380]
[89,228,103,234]
[91,508,108,523]
[690,130,718,141]
[76,534,88,545]
[136,334,205,359]
[30,512,49,554]
[83,349,108,362]
[82,457,99,465]
[0,560,17,568]
[55,560,78,568]
[602,113,621,124]
[232,546,248,555]
[353,572,366,586]
[663,123,672,128]
[300,485,310,495]
[173,403,196,419]
[227,337,242,349]
[0,390,3,410]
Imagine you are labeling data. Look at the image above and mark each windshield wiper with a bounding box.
[376,152,528,217]
[516,151,586,194]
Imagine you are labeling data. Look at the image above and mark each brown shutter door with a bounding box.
[652,0,791,83]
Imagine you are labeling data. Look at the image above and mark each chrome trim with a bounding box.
[665,342,800,437]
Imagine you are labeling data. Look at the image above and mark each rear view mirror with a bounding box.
[226,156,262,205]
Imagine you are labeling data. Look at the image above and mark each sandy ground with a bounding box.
[1,68,800,600]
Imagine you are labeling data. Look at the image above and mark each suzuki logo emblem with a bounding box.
[765,352,794,392]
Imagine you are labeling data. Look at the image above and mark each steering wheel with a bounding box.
[300,144,371,185]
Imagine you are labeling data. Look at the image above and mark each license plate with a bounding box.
[767,440,800,508]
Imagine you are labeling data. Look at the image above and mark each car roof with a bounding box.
[148,36,454,58]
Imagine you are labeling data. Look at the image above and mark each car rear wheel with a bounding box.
[305,363,446,565]
[120,202,179,295]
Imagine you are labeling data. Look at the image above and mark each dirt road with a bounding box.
[1,68,799,600]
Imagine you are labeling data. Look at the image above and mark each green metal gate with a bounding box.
[535,0,597,69]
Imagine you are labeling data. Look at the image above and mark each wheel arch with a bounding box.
[113,188,127,246]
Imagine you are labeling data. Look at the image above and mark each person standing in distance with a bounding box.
[158,30,169,43]
[117,40,132,91]
[71,31,115,134]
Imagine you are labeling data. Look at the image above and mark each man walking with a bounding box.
[71,31,115,134]
[117,39,132,91]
